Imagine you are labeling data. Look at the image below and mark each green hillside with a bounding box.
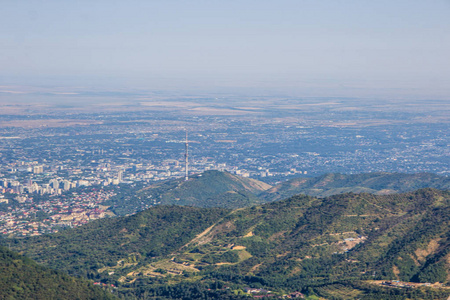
[143,170,271,207]
[0,246,115,300]
[106,171,448,215]
[4,189,450,299]
[107,170,271,214]
[7,205,228,277]
[260,172,450,201]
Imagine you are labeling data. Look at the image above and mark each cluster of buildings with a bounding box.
[0,189,115,236]
[1,176,83,198]
[0,155,306,237]
[0,157,306,206]
[242,287,304,298]
[0,160,126,200]
[380,280,440,289]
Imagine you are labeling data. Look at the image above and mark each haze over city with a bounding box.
[1,0,450,99]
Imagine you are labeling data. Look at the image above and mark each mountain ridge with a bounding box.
[106,171,449,215]
[4,188,450,299]
[259,172,450,201]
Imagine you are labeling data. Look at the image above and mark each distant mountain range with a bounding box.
[4,188,450,299]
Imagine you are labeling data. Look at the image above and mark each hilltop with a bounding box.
[141,170,271,207]
[107,170,271,214]
[4,188,450,299]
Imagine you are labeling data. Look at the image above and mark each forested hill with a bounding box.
[107,170,271,214]
[106,171,448,215]
[4,188,450,299]
[5,205,229,276]
[139,170,271,207]
[260,172,450,202]
[0,246,116,299]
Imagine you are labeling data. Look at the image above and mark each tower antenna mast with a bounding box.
[185,129,189,181]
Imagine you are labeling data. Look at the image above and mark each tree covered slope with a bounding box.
[6,205,228,277]
[0,246,115,300]
[107,170,271,214]
[106,171,448,216]
[4,189,450,299]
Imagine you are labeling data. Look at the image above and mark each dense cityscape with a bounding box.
[0,97,448,236]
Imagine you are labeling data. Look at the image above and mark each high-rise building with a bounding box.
[63,180,71,191]
[50,179,59,189]
[33,165,43,174]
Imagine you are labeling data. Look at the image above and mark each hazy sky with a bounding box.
[1,0,450,97]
